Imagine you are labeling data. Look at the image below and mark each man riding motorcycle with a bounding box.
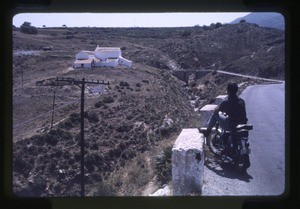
[202,82,248,154]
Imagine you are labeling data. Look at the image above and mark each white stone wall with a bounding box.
[149,185,172,196]
[214,95,227,105]
[118,57,133,67]
[95,48,121,60]
[172,128,204,196]
[75,51,89,60]
[199,104,218,128]
[94,59,118,67]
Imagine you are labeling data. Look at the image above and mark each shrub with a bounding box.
[154,145,172,185]
[94,101,104,108]
[45,129,73,146]
[119,81,129,87]
[86,111,99,123]
[30,175,47,195]
[181,30,191,37]
[20,21,38,34]
[203,25,210,30]
[45,133,59,146]
[13,155,33,175]
[58,113,81,129]
[69,112,80,123]
[191,82,197,88]
[117,124,133,133]
[215,22,223,28]
[103,96,114,104]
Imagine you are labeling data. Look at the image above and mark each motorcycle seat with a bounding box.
[235,124,253,131]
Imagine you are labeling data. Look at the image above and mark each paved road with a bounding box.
[202,82,285,196]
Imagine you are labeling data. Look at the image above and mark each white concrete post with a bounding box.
[172,128,205,196]
[214,95,227,105]
[199,104,218,128]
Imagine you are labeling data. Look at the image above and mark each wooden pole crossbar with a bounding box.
[55,77,109,197]
[56,77,110,85]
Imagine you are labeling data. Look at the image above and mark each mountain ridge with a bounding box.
[230,12,285,30]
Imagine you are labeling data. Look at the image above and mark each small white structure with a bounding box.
[76,51,90,60]
[73,46,132,69]
[172,128,205,196]
[214,95,228,105]
[149,185,172,196]
[94,46,121,60]
[199,104,218,128]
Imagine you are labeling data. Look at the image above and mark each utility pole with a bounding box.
[56,77,110,197]
[50,87,57,130]
[80,78,85,197]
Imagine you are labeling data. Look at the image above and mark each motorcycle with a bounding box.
[200,112,253,173]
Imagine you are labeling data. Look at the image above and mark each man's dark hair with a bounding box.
[227,82,238,95]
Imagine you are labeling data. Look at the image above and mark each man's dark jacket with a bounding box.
[219,94,248,127]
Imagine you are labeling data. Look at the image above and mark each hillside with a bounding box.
[230,12,285,30]
[12,22,285,196]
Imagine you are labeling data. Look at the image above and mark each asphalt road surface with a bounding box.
[202,82,285,196]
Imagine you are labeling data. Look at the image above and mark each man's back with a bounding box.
[219,95,248,126]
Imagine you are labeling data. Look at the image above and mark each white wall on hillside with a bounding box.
[95,47,121,60]
[76,51,89,60]
[118,57,132,67]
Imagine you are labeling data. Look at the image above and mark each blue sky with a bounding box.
[13,12,250,28]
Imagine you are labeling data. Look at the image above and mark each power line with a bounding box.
[56,77,110,197]
[13,98,80,129]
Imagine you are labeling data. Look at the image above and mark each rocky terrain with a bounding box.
[12,21,285,196]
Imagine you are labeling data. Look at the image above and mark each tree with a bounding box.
[215,22,222,28]
[20,21,38,34]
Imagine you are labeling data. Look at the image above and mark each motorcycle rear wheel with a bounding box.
[207,133,225,156]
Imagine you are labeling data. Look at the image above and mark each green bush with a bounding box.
[103,96,115,104]
[86,111,99,123]
[69,112,80,123]
[45,129,73,146]
[154,145,172,185]
[94,101,104,108]
[181,30,191,37]
[20,21,38,34]
[58,113,80,129]
[13,155,33,175]
[119,81,129,87]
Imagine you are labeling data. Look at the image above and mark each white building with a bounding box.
[95,46,121,60]
[73,46,132,69]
